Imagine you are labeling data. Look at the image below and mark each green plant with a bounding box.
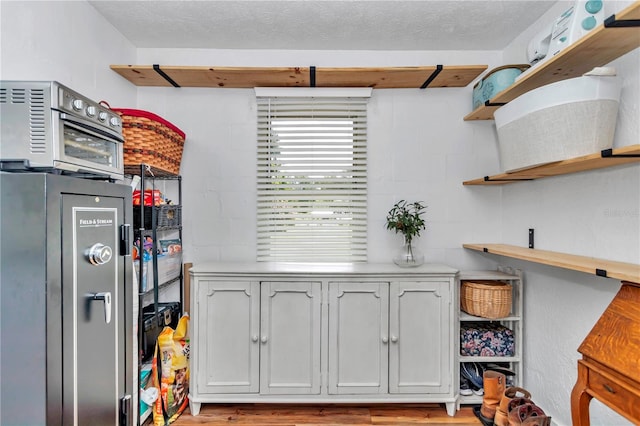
[385,200,427,244]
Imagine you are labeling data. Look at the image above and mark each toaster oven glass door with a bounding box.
[61,118,122,170]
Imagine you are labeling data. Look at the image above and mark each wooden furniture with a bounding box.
[463,244,640,283]
[571,281,640,425]
[463,145,640,186]
[188,262,458,417]
[464,1,640,121]
[457,267,523,406]
[110,65,487,89]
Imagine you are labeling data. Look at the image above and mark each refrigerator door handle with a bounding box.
[91,292,112,324]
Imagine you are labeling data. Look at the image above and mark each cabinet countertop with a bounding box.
[189,261,458,277]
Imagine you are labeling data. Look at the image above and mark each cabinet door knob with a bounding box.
[391,335,398,343]
[252,335,259,343]
[382,336,388,344]
[261,336,268,344]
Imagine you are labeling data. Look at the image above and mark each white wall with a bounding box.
[134,48,506,270]
[0,0,136,107]
[2,2,639,425]
[500,2,639,425]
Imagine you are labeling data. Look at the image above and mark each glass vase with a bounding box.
[393,237,424,267]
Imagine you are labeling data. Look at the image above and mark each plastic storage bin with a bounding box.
[134,253,182,292]
[141,304,175,360]
[494,75,621,173]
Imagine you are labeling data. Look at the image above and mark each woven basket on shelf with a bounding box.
[114,108,186,175]
[460,280,512,319]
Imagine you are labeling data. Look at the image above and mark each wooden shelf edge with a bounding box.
[463,145,640,186]
[459,356,520,362]
[463,1,640,121]
[110,64,487,89]
[463,243,640,283]
[460,313,521,321]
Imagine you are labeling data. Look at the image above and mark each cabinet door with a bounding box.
[328,281,389,394]
[195,280,260,394]
[260,281,322,395]
[389,280,451,394]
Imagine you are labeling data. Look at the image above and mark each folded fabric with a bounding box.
[461,322,515,357]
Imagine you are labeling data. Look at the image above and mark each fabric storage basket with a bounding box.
[461,280,512,319]
[494,75,621,173]
[114,108,186,175]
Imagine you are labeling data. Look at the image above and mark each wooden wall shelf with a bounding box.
[110,64,487,89]
[464,2,640,121]
[463,243,640,283]
[463,145,640,185]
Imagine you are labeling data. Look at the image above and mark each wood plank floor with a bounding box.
[170,403,482,425]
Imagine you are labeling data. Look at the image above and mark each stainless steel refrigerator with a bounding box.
[1,173,134,425]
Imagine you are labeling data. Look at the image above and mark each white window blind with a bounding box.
[256,91,369,262]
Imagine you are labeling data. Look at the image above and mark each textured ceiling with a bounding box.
[89,0,557,51]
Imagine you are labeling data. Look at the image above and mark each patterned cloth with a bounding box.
[461,322,515,357]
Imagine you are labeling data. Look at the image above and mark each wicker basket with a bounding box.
[114,108,186,175]
[460,280,512,319]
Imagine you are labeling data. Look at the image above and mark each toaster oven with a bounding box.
[0,81,124,180]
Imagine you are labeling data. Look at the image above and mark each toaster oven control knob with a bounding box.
[581,16,597,30]
[98,111,108,122]
[72,99,84,111]
[109,116,120,127]
[87,243,113,265]
[585,0,602,14]
[86,105,97,117]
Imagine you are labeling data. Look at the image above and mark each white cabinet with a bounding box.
[457,267,523,406]
[327,280,452,396]
[260,281,322,395]
[328,281,389,394]
[192,279,321,402]
[189,263,458,416]
[389,280,451,395]
[194,280,260,395]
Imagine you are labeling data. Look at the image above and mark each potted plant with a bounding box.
[386,200,427,267]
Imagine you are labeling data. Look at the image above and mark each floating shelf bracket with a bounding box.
[604,13,640,28]
[529,229,535,249]
[484,100,507,107]
[310,66,316,87]
[420,65,443,89]
[601,148,640,158]
[483,176,534,182]
[153,64,180,87]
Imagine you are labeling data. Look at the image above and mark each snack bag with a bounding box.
[152,314,190,425]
